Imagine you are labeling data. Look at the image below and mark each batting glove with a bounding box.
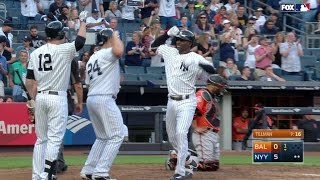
[79,11,88,22]
[27,100,35,123]
[167,26,180,37]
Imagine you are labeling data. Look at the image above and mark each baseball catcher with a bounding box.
[166,75,227,172]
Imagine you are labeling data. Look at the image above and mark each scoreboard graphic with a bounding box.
[252,130,304,163]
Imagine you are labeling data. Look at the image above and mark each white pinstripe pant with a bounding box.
[166,95,197,176]
[32,92,68,180]
[81,95,124,177]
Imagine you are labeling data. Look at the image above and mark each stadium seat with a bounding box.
[228,75,241,81]
[124,66,145,74]
[138,73,162,81]
[146,67,164,74]
[313,61,320,80]
[123,73,139,81]
[300,55,317,71]
[283,75,304,81]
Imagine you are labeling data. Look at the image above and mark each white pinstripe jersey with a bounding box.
[27,42,76,91]
[157,44,212,96]
[85,48,120,96]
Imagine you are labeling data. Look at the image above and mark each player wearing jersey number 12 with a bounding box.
[25,11,88,180]
[151,26,216,180]
[80,28,124,180]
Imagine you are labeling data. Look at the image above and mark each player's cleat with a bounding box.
[80,174,92,180]
[184,171,193,179]
[170,174,185,180]
[186,159,198,172]
[57,164,68,174]
[92,176,111,180]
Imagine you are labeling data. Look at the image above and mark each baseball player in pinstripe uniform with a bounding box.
[151,26,216,180]
[25,11,88,180]
[80,28,124,180]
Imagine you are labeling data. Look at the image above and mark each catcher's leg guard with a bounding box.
[44,160,57,180]
[198,160,219,171]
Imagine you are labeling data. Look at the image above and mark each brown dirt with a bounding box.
[1,149,320,180]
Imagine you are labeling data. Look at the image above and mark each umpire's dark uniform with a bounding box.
[56,59,81,173]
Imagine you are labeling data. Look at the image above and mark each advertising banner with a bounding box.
[0,103,36,145]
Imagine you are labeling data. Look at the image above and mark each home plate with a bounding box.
[302,174,320,177]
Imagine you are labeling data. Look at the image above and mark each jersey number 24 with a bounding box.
[87,59,102,80]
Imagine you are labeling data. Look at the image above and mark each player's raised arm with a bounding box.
[198,57,216,74]
[151,26,180,50]
[75,11,88,51]
[111,31,124,58]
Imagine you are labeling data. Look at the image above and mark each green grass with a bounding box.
[0,155,320,169]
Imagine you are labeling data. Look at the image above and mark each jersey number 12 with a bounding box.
[38,54,53,71]
[87,59,102,80]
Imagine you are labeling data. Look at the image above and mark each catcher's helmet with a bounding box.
[207,74,228,88]
[175,30,195,43]
[45,21,66,40]
[97,28,114,45]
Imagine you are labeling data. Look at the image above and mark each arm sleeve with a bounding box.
[151,33,170,49]
[26,69,35,80]
[198,57,216,74]
[75,36,86,51]
[71,60,81,84]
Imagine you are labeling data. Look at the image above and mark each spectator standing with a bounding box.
[86,9,109,31]
[49,0,66,17]
[194,13,215,38]
[0,41,7,97]
[105,1,122,20]
[20,0,40,29]
[29,25,46,49]
[125,31,145,66]
[271,32,285,68]
[80,0,104,18]
[158,0,176,29]
[78,51,91,82]
[176,0,188,11]
[141,27,154,63]
[260,20,279,35]
[244,34,259,69]
[252,7,266,33]
[184,1,200,25]
[301,0,319,23]
[15,36,35,59]
[58,4,70,26]
[236,5,247,26]
[0,20,14,64]
[259,65,285,82]
[254,36,274,78]
[280,32,304,75]
[219,31,236,63]
[209,0,223,12]
[67,8,81,31]
[109,18,123,40]
[151,18,164,38]
[224,0,238,13]
[119,0,137,23]
[232,108,249,151]
[8,50,28,102]
[140,0,158,27]
[297,115,319,142]
[192,32,215,59]
[213,6,227,26]
[66,0,77,8]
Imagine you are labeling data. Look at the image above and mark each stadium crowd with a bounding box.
[0,0,320,102]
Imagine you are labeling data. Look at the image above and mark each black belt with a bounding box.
[38,91,59,95]
[207,127,219,133]
[169,95,189,101]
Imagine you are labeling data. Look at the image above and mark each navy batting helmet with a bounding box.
[175,30,195,43]
[97,28,114,45]
[45,21,66,40]
[207,74,228,88]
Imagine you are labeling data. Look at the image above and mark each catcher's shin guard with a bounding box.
[198,160,219,171]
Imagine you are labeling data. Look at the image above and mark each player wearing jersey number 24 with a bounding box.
[80,28,124,180]
[151,26,216,180]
